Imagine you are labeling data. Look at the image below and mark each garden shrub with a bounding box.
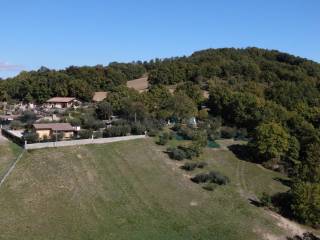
[178,145,198,159]
[79,129,93,139]
[208,171,230,185]
[131,122,146,135]
[181,162,198,171]
[103,124,131,137]
[221,126,237,139]
[177,126,196,140]
[181,162,208,171]
[23,131,39,143]
[191,173,210,183]
[260,192,273,208]
[157,132,170,145]
[169,148,187,161]
[191,171,230,185]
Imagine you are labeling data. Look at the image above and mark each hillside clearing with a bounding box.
[0,139,295,239]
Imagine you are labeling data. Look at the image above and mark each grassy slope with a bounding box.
[0,142,22,177]
[0,139,289,240]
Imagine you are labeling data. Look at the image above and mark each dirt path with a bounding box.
[234,152,315,240]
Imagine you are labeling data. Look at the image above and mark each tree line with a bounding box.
[1,47,320,226]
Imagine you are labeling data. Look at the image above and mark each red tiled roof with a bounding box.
[33,123,74,131]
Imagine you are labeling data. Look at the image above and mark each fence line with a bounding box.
[0,150,25,188]
[24,135,146,150]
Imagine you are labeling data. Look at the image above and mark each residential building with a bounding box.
[32,123,76,140]
[45,97,81,109]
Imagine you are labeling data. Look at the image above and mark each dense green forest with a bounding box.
[1,47,320,226]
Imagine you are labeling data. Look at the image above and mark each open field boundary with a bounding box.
[0,149,25,188]
[24,135,146,150]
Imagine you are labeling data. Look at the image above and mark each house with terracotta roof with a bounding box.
[92,92,108,102]
[45,97,81,109]
[32,123,76,140]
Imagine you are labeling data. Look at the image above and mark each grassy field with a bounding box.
[0,138,290,239]
[0,141,22,177]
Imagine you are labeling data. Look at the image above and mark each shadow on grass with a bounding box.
[273,177,293,188]
[227,144,258,163]
[248,198,264,207]
[249,191,294,220]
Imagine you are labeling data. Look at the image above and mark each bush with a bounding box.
[221,126,237,139]
[20,111,37,125]
[93,131,103,139]
[191,171,230,185]
[42,135,51,142]
[131,122,146,135]
[177,126,196,140]
[144,119,165,136]
[23,131,39,143]
[169,148,187,161]
[79,129,93,139]
[10,120,23,130]
[81,114,105,130]
[181,162,208,171]
[208,171,230,185]
[181,162,198,171]
[291,181,320,226]
[260,192,273,208]
[104,124,131,137]
[191,173,210,183]
[178,145,198,159]
[157,132,170,145]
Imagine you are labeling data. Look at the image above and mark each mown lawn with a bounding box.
[0,139,289,239]
[0,141,22,177]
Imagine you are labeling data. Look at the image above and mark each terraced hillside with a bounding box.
[0,139,292,240]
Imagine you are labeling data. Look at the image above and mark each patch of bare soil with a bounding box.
[268,211,306,237]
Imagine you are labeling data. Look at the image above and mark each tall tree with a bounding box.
[250,122,290,161]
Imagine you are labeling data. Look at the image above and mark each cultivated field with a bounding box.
[0,139,293,239]
[126,77,149,92]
